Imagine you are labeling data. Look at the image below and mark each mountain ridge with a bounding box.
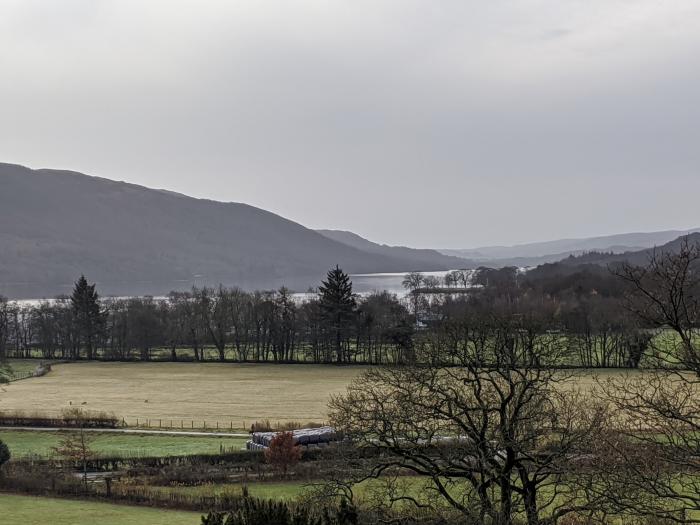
[316,229,470,270]
[0,163,471,298]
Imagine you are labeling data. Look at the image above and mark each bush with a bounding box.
[201,499,358,525]
[0,439,10,468]
[264,432,302,477]
[0,408,119,428]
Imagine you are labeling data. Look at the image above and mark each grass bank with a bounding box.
[0,493,200,525]
[0,429,248,459]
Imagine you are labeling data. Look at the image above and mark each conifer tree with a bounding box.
[319,266,356,363]
[71,275,104,360]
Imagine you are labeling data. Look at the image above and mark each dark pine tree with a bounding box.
[71,275,104,360]
[319,266,356,363]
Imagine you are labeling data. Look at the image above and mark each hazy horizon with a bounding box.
[2,1,699,247]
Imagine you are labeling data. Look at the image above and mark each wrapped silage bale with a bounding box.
[250,426,339,450]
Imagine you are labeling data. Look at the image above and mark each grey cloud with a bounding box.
[1,0,699,248]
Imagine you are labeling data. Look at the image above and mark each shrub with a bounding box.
[0,439,10,468]
[264,432,302,477]
[201,499,357,525]
[0,408,118,428]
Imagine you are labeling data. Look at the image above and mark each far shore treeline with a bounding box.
[0,259,677,367]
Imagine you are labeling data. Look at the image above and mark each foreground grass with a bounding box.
[0,362,366,426]
[142,477,438,503]
[0,493,200,525]
[0,430,248,459]
[144,481,309,501]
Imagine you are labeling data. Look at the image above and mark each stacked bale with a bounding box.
[246,426,338,450]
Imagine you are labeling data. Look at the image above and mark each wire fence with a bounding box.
[8,371,36,382]
[121,417,250,432]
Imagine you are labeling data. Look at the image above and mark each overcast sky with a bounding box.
[1,1,699,248]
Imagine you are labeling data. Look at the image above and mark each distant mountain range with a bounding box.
[0,163,474,298]
[520,232,700,284]
[439,228,700,267]
[555,232,700,267]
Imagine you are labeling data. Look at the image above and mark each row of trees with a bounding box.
[1,242,697,367]
[0,269,413,364]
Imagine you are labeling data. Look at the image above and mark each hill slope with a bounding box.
[520,233,700,286]
[556,232,700,267]
[0,163,466,298]
[316,229,471,270]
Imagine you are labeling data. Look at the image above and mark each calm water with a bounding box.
[11,270,470,305]
[348,269,463,296]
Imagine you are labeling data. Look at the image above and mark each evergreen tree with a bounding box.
[70,275,104,360]
[318,266,356,363]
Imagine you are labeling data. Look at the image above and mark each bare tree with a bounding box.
[329,315,607,525]
[592,237,700,521]
[52,410,97,491]
[613,236,700,370]
[402,272,424,317]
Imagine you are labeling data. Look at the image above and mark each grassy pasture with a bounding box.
[0,494,200,525]
[0,361,654,431]
[3,359,43,379]
[0,362,366,428]
[142,481,309,501]
[0,429,248,459]
[143,478,441,502]
[138,477,473,504]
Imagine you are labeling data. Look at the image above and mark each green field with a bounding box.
[0,494,200,525]
[143,481,309,501]
[141,476,441,502]
[0,430,248,459]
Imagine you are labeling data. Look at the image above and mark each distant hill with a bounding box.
[0,163,472,298]
[555,232,700,268]
[316,229,471,271]
[441,229,700,264]
[520,233,700,286]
